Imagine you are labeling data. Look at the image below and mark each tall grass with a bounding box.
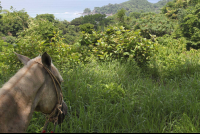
[24,59,200,133]
[1,50,200,132]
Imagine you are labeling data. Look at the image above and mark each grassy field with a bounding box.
[1,59,200,133]
[1,38,200,132]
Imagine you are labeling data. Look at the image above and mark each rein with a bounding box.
[35,62,63,133]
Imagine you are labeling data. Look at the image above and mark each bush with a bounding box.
[79,26,157,66]
[1,19,84,74]
[0,40,17,77]
[1,36,16,44]
[149,35,200,79]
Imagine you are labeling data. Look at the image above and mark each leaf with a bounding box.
[123,52,129,55]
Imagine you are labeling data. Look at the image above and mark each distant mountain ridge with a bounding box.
[82,0,173,16]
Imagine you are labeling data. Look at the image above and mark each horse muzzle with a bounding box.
[57,101,68,124]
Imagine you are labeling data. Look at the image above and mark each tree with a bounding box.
[79,23,94,34]
[71,14,111,31]
[1,7,29,37]
[133,13,175,39]
[70,16,84,26]
[180,4,200,49]
[35,14,55,22]
[83,8,91,13]
[117,8,126,23]
[91,0,173,15]
[17,19,60,45]
[129,12,141,19]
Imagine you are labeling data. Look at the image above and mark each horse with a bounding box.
[0,52,68,133]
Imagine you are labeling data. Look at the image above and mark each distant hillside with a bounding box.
[83,0,173,16]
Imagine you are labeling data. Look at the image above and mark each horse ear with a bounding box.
[41,52,52,69]
[14,52,30,65]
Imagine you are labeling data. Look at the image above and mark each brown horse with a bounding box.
[0,52,67,133]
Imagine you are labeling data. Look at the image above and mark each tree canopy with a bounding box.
[35,14,55,22]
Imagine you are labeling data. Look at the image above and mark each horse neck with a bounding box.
[0,62,45,132]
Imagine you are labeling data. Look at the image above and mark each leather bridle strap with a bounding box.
[35,61,63,133]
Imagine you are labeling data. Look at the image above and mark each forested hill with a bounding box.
[83,0,173,15]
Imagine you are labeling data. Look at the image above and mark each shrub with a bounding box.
[1,19,83,74]
[149,35,200,78]
[80,26,157,66]
[0,40,17,77]
[1,36,16,44]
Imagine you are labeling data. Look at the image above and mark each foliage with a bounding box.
[149,35,200,78]
[91,0,173,15]
[179,4,200,49]
[80,26,157,66]
[35,14,55,22]
[13,19,83,72]
[0,7,29,37]
[133,13,175,39]
[161,0,200,19]
[117,8,126,23]
[71,14,111,31]
[79,23,94,34]
[129,12,141,19]
[0,39,16,76]
[98,83,125,104]
[1,36,16,44]
[52,19,80,44]
[70,16,84,26]
[61,25,80,44]
[83,8,91,13]
[17,19,60,45]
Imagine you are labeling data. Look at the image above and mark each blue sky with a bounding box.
[1,0,161,21]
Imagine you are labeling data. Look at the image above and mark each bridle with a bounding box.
[35,61,64,133]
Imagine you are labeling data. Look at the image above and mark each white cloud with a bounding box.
[51,11,83,21]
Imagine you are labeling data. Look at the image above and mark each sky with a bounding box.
[0,0,161,21]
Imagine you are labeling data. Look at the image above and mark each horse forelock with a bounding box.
[27,56,42,65]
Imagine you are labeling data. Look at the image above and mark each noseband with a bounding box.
[35,62,63,133]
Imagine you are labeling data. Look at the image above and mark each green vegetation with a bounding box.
[71,13,111,31]
[35,14,55,22]
[80,26,156,66]
[84,0,173,16]
[83,8,91,13]
[133,13,176,38]
[2,0,200,133]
